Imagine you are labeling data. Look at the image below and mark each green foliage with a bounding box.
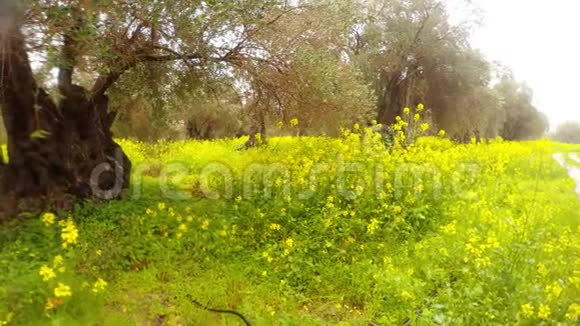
[1,131,579,324]
[261,46,376,136]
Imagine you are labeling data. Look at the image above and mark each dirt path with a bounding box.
[554,153,580,196]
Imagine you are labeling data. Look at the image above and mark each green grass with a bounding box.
[1,135,579,325]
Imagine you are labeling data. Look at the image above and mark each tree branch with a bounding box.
[146,46,203,67]
[57,33,75,94]
[91,48,207,98]
[57,8,83,95]
[88,5,305,98]
[91,60,137,98]
[411,2,443,47]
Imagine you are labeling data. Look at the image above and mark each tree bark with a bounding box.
[0,4,130,219]
[243,105,267,149]
[243,93,267,149]
[377,73,406,125]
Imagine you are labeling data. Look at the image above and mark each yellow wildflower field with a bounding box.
[1,132,579,325]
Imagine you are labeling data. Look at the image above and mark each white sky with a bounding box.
[449,0,580,131]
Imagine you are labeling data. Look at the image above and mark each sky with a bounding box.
[448,0,580,131]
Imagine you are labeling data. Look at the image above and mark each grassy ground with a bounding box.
[1,133,580,325]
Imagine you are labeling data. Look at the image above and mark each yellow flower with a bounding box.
[157,202,166,210]
[276,121,284,129]
[201,219,210,230]
[438,130,446,137]
[400,290,414,301]
[95,249,102,256]
[290,118,299,127]
[353,123,360,130]
[537,263,548,277]
[0,312,13,325]
[54,283,72,298]
[92,278,108,293]
[475,256,491,268]
[145,208,154,215]
[414,113,420,122]
[53,255,64,267]
[39,265,56,282]
[545,281,563,300]
[178,224,188,232]
[486,235,500,249]
[417,103,425,112]
[420,123,430,132]
[269,223,282,231]
[538,304,551,320]
[519,303,534,318]
[565,303,580,321]
[569,276,580,288]
[440,221,457,235]
[543,243,555,253]
[41,212,56,226]
[403,107,411,115]
[367,218,381,235]
[60,218,79,249]
[285,238,294,247]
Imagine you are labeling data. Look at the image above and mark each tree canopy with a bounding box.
[1,0,549,142]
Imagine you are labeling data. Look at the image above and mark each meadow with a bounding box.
[1,127,580,325]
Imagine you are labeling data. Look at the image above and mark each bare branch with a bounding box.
[147,46,204,68]
[57,33,76,94]
[91,59,136,98]
[57,7,84,95]
[411,2,443,47]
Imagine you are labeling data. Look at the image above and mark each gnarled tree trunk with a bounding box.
[0,4,130,219]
